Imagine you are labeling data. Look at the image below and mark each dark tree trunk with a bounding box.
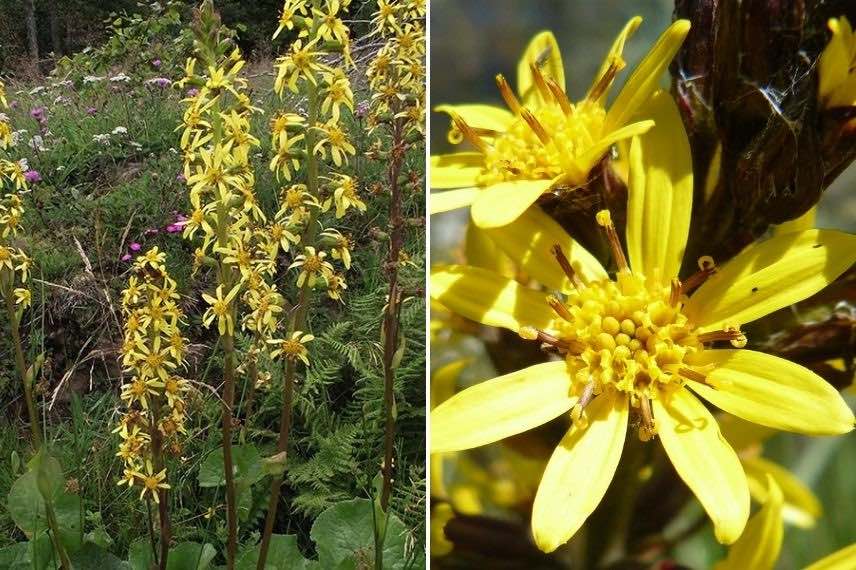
[49,2,63,57]
[24,0,40,73]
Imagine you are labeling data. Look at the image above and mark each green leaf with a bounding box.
[7,471,47,536]
[167,542,217,570]
[127,539,153,570]
[28,449,64,503]
[68,543,129,570]
[311,499,409,570]
[261,451,288,477]
[0,533,53,570]
[198,445,264,489]
[235,535,311,570]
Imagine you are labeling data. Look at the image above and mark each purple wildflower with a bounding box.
[129,242,142,252]
[24,170,42,184]
[86,107,98,116]
[121,254,132,262]
[165,224,181,233]
[187,88,199,98]
[152,59,162,68]
[30,106,47,123]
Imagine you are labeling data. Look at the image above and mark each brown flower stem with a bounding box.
[150,401,170,570]
[221,332,238,570]
[146,499,158,565]
[256,357,296,570]
[4,285,42,448]
[257,84,320,570]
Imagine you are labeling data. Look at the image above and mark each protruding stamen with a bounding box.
[550,244,584,289]
[545,78,573,115]
[638,396,657,441]
[697,326,747,347]
[587,55,625,101]
[571,379,596,429]
[518,326,581,353]
[669,278,682,306]
[495,73,521,114]
[450,113,487,152]
[596,210,629,272]
[683,255,717,293]
[520,109,551,144]
[535,45,552,67]
[528,62,552,101]
[678,367,708,383]
[547,295,574,322]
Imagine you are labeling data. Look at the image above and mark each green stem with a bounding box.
[151,400,171,570]
[45,501,71,570]
[4,282,41,448]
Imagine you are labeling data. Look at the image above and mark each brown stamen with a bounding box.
[495,73,521,114]
[697,328,746,346]
[683,255,717,293]
[595,210,629,272]
[519,326,583,353]
[678,367,708,383]
[450,113,487,152]
[520,109,551,144]
[550,244,584,289]
[547,295,574,322]
[528,62,552,101]
[638,396,656,441]
[587,56,624,101]
[545,78,573,115]
[669,278,682,306]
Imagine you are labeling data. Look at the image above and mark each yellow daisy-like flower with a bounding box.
[289,246,334,288]
[268,331,315,365]
[13,287,31,307]
[136,460,171,504]
[202,283,241,336]
[818,16,856,109]
[431,18,690,228]
[324,174,365,219]
[313,121,356,166]
[273,0,309,39]
[430,91,856,553]
[274,38,329,94]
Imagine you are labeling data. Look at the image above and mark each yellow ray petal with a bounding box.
[654,388,749,544]
[742,456,821,529]
[484,205,607,292]
[430,264,557,333]
[517,31,565,106]
[470,178,557,229]
[434,103,515,131]
[605,19,691,133]
[431,361,575,453]
[806,542,856,570]
[718,413,776,452]
[431,359,470,408]
[687,349,854,435]
[773,206,816,236]
[625,90,693,281]
[465,219,515,277]
[587,17,642,104]
[684,229,856,331]
[570,119,655,184]
[715,475,783,570]
[431,153,484,189]
[431,187,478,215]
[531,391,628,553]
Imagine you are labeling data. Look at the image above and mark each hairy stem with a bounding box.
[5,285,41,448]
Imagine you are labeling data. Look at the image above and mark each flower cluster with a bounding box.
[0,81,33,311]
[115,248,189,503]
[366,0,426,137]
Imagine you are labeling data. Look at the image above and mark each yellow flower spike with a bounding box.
[532,392,628,553]
[686,350,855,435]
[742,455,821,529]
[431,361,576,454]
[805,543,856,570]
[516,31,565,106]
[683,229,856,332]
[430,264,558,334]
[714,475,783,570]
[626,90,693,281]
[818,17,856,109]
[653,389,750,544]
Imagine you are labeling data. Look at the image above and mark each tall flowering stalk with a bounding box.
[178,2,266,566]
[116,247,189,570]
[256,0,363,566]
[0,80,38,449]
[366,0,425,533]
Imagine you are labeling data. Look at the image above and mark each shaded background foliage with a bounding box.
[431,0,856,568]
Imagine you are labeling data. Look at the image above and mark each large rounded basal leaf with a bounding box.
[55,493,83,553]
[68,543,129,570]
[128,539,153,570]
[166,542,217,570]
[197,445,264,488]
[235,535,313,570]
[0,532,53,570]
[311,499,413,570]
[7,471,49,537]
